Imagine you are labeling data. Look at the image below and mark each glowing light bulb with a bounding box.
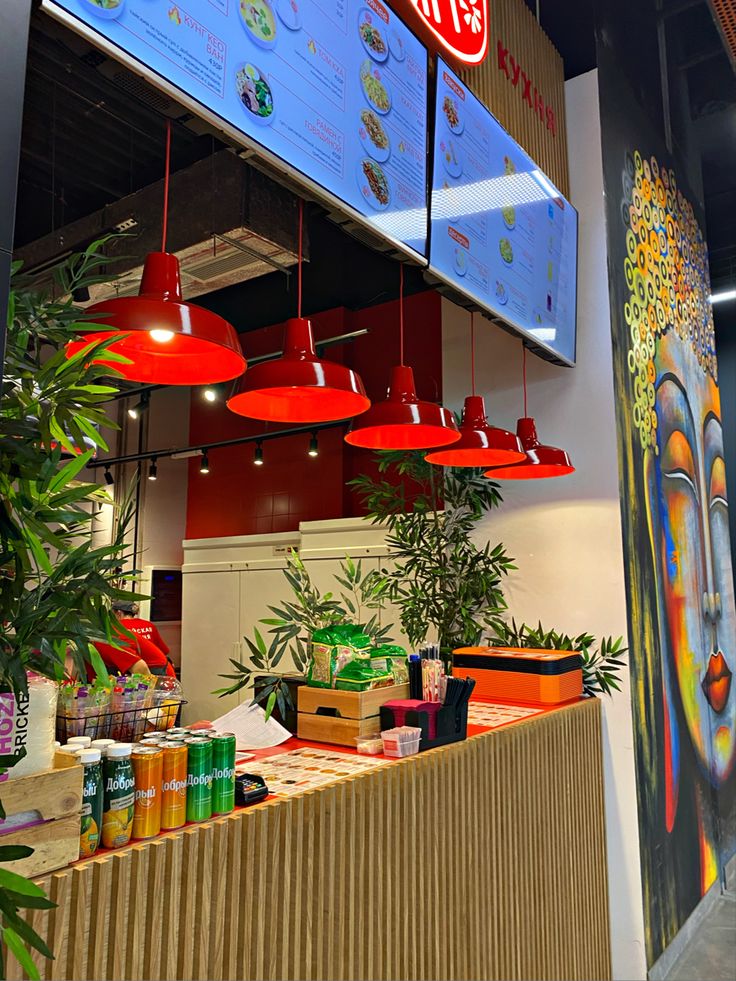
[203,388,217,403]
[150,329,175,343]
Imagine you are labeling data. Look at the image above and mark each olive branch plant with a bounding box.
[219,450,628,713]
[217,552,393,719]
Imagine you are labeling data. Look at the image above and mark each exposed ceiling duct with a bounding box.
[14,150,303,306]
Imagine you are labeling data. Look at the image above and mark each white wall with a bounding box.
[92,386,191,664]
[441,70,647,981]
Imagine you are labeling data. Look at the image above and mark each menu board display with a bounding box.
[45,0,429,256]
[429,60,578,365]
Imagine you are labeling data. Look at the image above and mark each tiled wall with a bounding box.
[185,290,443,539]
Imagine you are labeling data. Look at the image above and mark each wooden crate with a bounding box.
[297,684,409,746]
[0,753,82,877]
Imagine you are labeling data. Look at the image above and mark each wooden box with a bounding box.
[297,684,409,746]
[0,753,83,877]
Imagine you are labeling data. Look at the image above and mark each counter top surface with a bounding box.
[72,696,578,867]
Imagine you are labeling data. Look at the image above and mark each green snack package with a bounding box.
[371,644,409,684]
[335,659,393,692]
[307,628,337,688]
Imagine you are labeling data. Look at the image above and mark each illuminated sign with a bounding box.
[409,0,489,65]
[496,38,557,136]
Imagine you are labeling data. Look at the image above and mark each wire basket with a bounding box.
[56,699,186,744]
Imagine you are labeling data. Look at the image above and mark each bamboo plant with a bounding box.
[0,243,139,978]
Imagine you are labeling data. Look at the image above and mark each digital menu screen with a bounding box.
[430,60,578,365]
[45,0,429,257]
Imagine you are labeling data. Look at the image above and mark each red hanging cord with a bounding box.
[161,120,171,253]
[470,312,476,396]
[522,343,528,417]
[399,263,404,366]
[297,199,303,319]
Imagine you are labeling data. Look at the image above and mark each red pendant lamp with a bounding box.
[484,346,574,479]
[425,314,524,467]
[65,122,246,386]
[226,202,370,423]
[344,267,460,450]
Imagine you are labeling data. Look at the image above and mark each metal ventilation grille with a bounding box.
[187,250,261,282]
[712,0,736,67]
[110,69,176,114]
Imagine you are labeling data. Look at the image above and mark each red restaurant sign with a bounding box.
[410,0,489,65]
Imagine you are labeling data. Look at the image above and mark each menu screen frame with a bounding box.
[428,58,579,367]
[41,0,430,263]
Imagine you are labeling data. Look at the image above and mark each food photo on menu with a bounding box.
[60,0,428,255]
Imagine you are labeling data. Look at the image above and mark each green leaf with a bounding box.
[3,926,42,980]
[48,451,94,494]
[0,871,47,899]
[2,891,56,911]
[0,846,33,863]
[264,690,277,722]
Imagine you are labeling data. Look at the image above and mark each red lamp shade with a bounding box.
[425,395,525,467]
[226,317,370,423]
[344,365,460,450]
[65,253,246,385]
[484,417,574,479]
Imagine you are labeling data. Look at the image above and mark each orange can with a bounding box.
[131,746,163,840]
[161,742,188,830]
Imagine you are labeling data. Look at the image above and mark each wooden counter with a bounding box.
[10,699,611,981]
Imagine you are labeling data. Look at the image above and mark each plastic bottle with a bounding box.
[78,749,103,858]
[102,743,135,848]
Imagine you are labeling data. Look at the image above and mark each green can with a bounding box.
[211,732,236,815]
[185,737,212,822]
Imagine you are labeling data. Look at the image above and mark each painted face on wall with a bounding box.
[653,332,736,785]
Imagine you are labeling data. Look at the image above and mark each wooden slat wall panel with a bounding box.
[11,700,610,980]
[460,0,570,197]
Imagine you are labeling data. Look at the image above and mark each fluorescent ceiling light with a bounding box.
[710,289,736,304]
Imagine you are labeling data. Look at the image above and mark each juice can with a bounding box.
[185,737,213,823]
[211,733,236,815]
[131,746,163,840]
[78,749,103,858]
[102,743,134,848]
[161,742,188,830]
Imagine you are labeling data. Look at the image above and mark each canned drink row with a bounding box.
[73,731,236,859]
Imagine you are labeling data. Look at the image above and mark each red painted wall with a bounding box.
[185,290,442,539]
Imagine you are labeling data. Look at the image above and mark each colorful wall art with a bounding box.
[599,54,736,966]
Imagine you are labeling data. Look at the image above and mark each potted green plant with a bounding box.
[217,552,393,725]
[487,619,627,697]
[0,243,140,978]
[349,451,515,667]
[350,451,627,694]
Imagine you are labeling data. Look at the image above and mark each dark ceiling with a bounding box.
[13,0,736,319]
[523,0,736,292]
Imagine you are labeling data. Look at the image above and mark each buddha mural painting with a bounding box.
[619,150,736,960]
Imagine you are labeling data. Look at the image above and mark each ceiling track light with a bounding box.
[199,451,210,474]
[104,466,114,486]
[148,459,158,481]
[308,432,319,457]
[254,441,264,466]
[128,391,150,421]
